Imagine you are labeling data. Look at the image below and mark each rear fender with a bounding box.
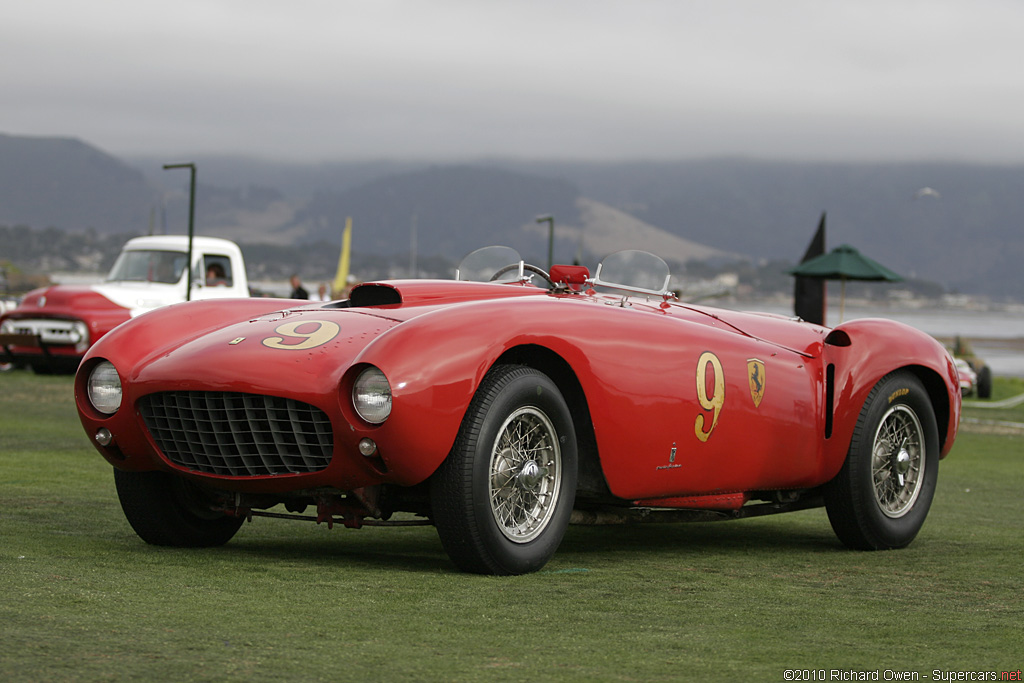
[822,319,959,481]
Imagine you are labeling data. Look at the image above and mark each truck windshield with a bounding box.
[106,250,188,284]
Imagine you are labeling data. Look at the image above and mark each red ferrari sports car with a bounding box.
[75,247,961,575]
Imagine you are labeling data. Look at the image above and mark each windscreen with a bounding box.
[456,246,523,282]
[106,250,188,284]
[594,250,671,294]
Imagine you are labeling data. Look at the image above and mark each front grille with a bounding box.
[139,391,334,477]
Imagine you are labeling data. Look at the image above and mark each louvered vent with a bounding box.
[138,391,333,476]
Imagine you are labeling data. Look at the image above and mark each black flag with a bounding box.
[794,213,826,325]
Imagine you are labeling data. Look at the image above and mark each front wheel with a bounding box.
[431,365,577,575]
[114,469,243,547]
[824,371,939,550]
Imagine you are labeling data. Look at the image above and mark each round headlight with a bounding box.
[87,361,122,415]
[352,366,392,424]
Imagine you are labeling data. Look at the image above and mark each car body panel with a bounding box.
[77,274,959,509]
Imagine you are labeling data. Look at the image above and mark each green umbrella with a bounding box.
[787,244,903,322]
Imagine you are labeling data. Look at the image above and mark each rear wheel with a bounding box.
[431,365,577,575]
[114,469,243,547]
[824,371,939,550]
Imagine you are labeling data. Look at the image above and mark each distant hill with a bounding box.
[287,165,584,264]
[167,154,1024,297]
[506,159,1024,298]
[0,133,159,232]
[5,133,1024,298]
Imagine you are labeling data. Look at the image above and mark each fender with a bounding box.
[821,318,960,482]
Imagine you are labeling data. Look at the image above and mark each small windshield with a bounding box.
[456,246,523,282]
[593,250,672,296]
[107,250,188,284]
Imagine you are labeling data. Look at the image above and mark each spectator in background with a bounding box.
[311,282,329,302]
[289,274,309,299]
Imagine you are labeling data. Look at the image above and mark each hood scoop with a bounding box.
[322,283,402,309]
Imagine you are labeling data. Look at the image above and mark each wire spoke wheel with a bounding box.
[870,405,925,518]
[431,364,577,575]
[488,407,562,543]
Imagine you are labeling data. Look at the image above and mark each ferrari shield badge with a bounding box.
[747,359,766,407]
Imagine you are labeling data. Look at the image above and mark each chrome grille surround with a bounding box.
[138,391,334,477]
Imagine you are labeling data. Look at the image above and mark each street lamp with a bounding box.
[536,214,554,269]
[162,163,196,301]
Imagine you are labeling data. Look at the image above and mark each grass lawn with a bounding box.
[1,370,1021,682]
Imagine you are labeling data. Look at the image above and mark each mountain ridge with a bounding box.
[2,133,1023,297]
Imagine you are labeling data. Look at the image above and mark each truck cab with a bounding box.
[0,235,249,373]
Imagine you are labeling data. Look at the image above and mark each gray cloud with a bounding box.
[4,0,1024,162]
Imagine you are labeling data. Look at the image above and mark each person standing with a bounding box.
[289,274,309,299]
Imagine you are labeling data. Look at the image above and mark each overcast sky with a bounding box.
[4,0,1024,163]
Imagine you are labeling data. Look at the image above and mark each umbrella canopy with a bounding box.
[787,244,902,323]
[788,244,903,282]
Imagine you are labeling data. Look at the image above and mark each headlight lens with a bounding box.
[352,366,392,424]
[87,361,122,415]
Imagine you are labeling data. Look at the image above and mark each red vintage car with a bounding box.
[75,247,961,575]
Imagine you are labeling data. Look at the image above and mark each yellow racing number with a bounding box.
[694,351,725,442]
[262,320,340,351]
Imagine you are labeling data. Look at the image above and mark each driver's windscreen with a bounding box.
[597,250,670,291]
[457,246,523,282]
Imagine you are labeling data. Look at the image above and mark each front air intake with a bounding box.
[138,391,333,477]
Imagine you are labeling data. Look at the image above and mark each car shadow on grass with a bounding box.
[220,524,455,573]
[559,515,842,557]
[188,510,845,574]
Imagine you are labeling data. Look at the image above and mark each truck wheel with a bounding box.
[431,365,577,575]
[824,371,939,550]
[114,469,243,547]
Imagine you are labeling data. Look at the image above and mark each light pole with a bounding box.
[536,214,554,269]
[162,163,196,301]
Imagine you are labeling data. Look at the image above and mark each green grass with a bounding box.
[2,370,1022,681]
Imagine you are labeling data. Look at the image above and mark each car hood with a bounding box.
[127,307,402,398]
[91,281,187,316]
[6,285,127,318]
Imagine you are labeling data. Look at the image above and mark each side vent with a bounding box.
[825,363,835,439]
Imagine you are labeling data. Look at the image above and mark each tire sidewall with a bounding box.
[842,373,940,548]
[115,468,242,547]
[434,365,578,575]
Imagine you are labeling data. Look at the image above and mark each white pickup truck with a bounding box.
[0,235,249,373]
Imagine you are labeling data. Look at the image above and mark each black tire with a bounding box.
[114,469,243,547]
[431,365,577,575]
[976,365,993,399]
[824,371,939,550]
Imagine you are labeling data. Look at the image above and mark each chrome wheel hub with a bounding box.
[488,407,561,543]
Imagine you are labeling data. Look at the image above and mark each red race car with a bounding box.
[75,247,961,575]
